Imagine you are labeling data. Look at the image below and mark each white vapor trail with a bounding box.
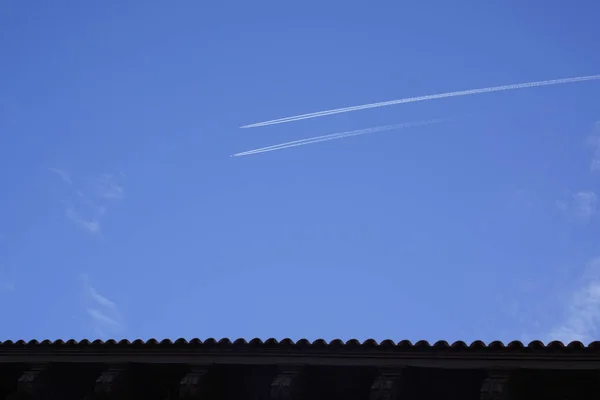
[232,124,404,156]
[231,118,449,157]
[241,74,600,129]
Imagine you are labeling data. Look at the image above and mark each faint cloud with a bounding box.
[88,286,116,309]
[83,275,123,338]
[50,170,125,235]
[548,258,600,343]
[96,174,125,200]
[63,191,106,234]
[48,167,72,185]
[557,191,597,222]
[76,190,106,212]
[66,208,101,234]
[573,191,597,219]
[87,309,119,326]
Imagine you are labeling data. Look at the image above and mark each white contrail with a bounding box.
[232,126,397,157]
[240,74,600,129]
[232,124,404,156]
[231,118,448,157]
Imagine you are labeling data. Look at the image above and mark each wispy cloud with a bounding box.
[65,208,101,234]
[50,170,125,234]
[83,276,123,338]
[573,191,597,219]
[63,191,107,234]
[557,191,597,222]
[96,174,125,200]
[88,286,116,309]
[87,309,120,327]
[232,119,450,157]
[48,167,73,185]
[548,258,600,343]
[241,74,600,128]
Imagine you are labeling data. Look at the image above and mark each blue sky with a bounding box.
[1,1,600,344]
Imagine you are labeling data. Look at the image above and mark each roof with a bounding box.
[2,338,600,370]
[0,338,598,351]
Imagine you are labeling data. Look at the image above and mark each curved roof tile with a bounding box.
[1,338,600,352]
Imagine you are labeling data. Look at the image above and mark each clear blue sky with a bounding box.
[1,1,600,344]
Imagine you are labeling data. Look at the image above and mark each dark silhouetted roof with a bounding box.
[2,338,600,371]
[0,338,598,352]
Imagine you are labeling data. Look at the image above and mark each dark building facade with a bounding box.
[1,338,600,399]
